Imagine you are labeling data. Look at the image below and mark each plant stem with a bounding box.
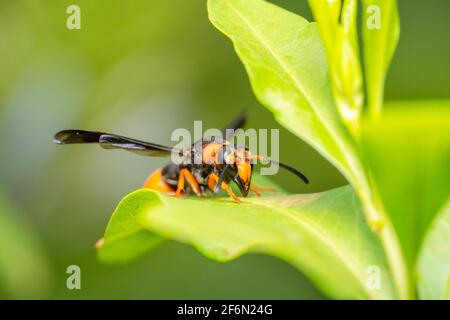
[362,195,414,299]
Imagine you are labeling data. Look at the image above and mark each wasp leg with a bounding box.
[208,173,240,203]
[250,183,277,196]
[222,182,241,203]
[176,168,202,197]
[250,186,261,196]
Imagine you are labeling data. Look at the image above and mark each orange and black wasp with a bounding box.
[53,114,308,202]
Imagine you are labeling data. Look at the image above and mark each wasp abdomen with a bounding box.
[143,167,176,195]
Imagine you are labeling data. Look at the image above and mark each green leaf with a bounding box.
[97,175,281,264]
[417,200,450,299]
[361,101,450,294]
[308,0,364,134]
[97,190,164,264]
[99,180,396,299]
[207,0,365,193]
[207,0,407,297]
[362,0,400,116]
[0,189,51,298]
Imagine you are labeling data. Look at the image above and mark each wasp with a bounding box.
[53,114,308,202]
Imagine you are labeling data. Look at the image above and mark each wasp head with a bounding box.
[223,146,253,197]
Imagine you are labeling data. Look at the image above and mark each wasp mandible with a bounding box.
[53,113,308,202]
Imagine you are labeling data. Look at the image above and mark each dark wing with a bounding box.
[54,129,175,157]
[192,111,247,146]
[223,110,247,140]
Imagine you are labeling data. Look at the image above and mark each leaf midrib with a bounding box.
[225,1,316,118]
[223,0,363,188]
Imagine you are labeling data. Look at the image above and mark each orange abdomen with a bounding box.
[143,168,176,195]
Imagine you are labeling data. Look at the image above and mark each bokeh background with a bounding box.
[0,0,449,299]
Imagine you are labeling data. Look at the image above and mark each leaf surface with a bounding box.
[362,0,400,116]
[99,180,396,299]
[308,0,363,133]
[417,201,450,300]
[207,0,364,190]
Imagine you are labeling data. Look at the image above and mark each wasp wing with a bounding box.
[223,111,247,140]
[191,111,247,147]
[54,130,103,144]
[54,129,175,157]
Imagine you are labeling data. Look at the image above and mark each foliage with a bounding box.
[97,0,450,299]
[99,176,395,299]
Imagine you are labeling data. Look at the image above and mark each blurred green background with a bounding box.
[0,0,449,299]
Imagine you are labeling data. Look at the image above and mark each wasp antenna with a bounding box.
[275,160,309,184]
[253,155,309,184]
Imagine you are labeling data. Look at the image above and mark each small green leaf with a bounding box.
[362,0,400,116]
[361,101,450,292]
[98,175,281,264]
[417,201,450,300]
[97,191,164,264]
[308,0,364,134]
[207,0,365,192]
[99,181,396,299]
